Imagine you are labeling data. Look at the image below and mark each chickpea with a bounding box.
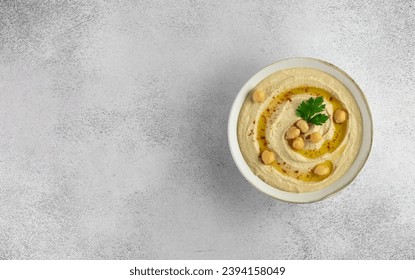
[334,109,347,123]
[261,150,275,164]
[286,126,300,140]
[252,89,265,103]
[296,119,309,133]
[310,132,323,143]
[292,137,304,150]
[314,164,330,176]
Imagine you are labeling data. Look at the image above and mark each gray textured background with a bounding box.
[0,0,414,259]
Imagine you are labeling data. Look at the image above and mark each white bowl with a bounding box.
[228,57,373,203]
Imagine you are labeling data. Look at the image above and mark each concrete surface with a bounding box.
[0,0,414,259]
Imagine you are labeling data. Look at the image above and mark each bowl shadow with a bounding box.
[187,58,285,212]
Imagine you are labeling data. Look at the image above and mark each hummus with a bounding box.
[237,68,362,192]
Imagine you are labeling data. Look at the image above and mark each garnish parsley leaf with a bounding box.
[309,113,329,125]
[295,96,329,125]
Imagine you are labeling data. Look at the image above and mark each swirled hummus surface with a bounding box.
[237,68,362,192]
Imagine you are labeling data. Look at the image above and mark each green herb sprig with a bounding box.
[296,96,329,125]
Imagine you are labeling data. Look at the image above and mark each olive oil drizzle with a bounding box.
[257,86,347,182]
